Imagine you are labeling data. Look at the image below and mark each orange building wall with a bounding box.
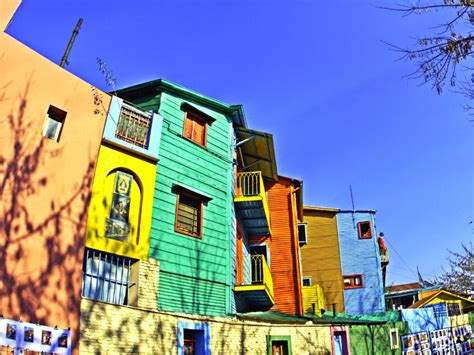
[0,3,109,352]
[300,208,345,313]
[251,177,303,316]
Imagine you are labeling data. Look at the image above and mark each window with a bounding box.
[357,221,373,239]
[115,102,151,148]
[343,274,363,289]
[447,303,461,316]
[267,336,292,355]
[302,277,312,286]
[175,192,203,238]
[81,248,138,306]
[183,111,207,147]
[298,223,307,246]
[390,328,399,349]
[105,171,133,242]
[177,322,210,355]
[42,105,66,142]
[183,329,197,355]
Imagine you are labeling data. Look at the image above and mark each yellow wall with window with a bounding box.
[86,144,157,260]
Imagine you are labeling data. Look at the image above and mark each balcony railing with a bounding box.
[115,102,151,148]
[234,172,271,236]
[250,254,274,301]
[236,171,264,197]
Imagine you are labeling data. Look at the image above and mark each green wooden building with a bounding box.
[117,79,246,316]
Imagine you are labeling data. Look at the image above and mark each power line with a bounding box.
[384,236,418,280]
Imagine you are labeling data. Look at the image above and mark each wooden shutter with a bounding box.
[183,114,193,140]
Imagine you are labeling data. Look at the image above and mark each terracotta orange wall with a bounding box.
[0,0,22,31]
[255,177,303,316]
[0,9,109,353]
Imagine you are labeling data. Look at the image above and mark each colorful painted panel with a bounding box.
[105,171,132,242]
[337,211,385,315]
[301,208,345,313]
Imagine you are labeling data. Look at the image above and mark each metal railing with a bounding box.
[115,102,151,148]
[235,171,271,235]
[250,254,274,300]
[82,248,132,305]
[235,171,264,197]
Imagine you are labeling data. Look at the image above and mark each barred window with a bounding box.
[175,192,203,238]
[81,248,137,305]
[176,192,203,238]
[115,103,151,148]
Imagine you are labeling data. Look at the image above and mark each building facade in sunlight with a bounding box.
[3,2,474,354]
[300,207,386,316]
[0,1,110,353]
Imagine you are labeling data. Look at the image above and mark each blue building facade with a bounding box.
[336,210,385,315]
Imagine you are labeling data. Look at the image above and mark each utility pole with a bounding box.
[60,18,83,68]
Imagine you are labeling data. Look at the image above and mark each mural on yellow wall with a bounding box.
[86,144,157,260]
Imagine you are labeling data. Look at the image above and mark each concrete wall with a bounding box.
[80,299,333,354]
[0,2,109,352]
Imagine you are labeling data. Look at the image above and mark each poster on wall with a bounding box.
[402,331,431,355]
[0,318,71,354]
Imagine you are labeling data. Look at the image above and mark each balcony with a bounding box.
[234,172,271,236]
[235,255,275,310]
[102,96,163,162]
[115,102,151,149]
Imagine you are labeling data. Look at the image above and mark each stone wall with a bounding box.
[80,298,332,354]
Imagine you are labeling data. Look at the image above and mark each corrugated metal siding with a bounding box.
[300,210,345,313]
[266,179,303,316]
[140,92,233,316]
[337,212,385,315]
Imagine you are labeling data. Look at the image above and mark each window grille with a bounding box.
[115,102,151,148]
[82,248,133,305]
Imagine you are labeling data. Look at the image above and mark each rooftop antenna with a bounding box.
[60,18,83,68]
[349,184,355,211]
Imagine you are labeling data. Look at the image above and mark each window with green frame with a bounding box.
[267,335,292,355]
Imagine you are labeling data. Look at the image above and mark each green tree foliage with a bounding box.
[434,243,473,294]
[386,1,473,95]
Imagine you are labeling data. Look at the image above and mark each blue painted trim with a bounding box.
[177,322,211,355]
[103,96,163,160]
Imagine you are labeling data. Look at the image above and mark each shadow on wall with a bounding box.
[0,79,96,351]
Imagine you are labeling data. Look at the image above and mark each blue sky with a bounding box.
[7,0,472,286]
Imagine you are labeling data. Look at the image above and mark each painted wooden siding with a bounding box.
[135,92,234,316]
[300,209,345,313]
[337,212,385,315]
[265,178,303,316]
[349,321,408,355]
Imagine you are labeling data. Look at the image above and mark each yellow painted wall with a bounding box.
[449,314,469,327]
[302,284,326,316]
[301,208,345,312]
[80,299,332,354]
[424,293,472,313]
[85,144,157,260]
